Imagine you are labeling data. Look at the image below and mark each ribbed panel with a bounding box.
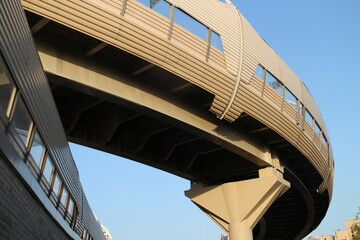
[208,46,226,69]
[301,82,328,137]
[22,0,236,118]
[277,57,302,99]
[171,24,208,59]
[240,16,281,83]
[234,11,331,177]
[87,0,123,14]
[82,193,105,240]
[0,0,82,204]
[246,77,331,186]
[239,12,329,141]
[1,1,105,239]
[167,0,241,76]
[236,81,330,184]
[126,0,169,36]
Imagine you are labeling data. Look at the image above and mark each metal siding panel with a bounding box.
[24,0,236,119]
[0,1,105,239]
[126,0,170,36]
[278,57,302,99]
[86,0,123,14]
[239,11,330,143]
[234,84,329,182]
[82,194,105,240]
[301,82,329,138]
[0,7,81,205]
[167,0,241,75]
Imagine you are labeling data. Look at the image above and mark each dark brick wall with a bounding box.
[0,157,71,240]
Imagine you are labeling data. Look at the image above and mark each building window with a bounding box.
[0,54,16,120]
[61,187,69,207]
[322,134,327,147]
[70,207,78,229]
[43,155,54,183]
[68,197,75,216]
[82,229,87,240]
[266,71,283,95]
[52,173,61,198]
[29,129,46,167]
[83,229,89,240]
[299,102,303,113]
[284,87,297,108]
[174,7,207,41]
[314,122,321,137]
[210,31,224,51]
[11,97,33,149]
[305,109,313,127]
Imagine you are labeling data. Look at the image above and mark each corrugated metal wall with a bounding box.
[0,0,80,202]
[0,0,105,239]
[240,15,282,85]
[164,0,330,141]
[237,7,329,139]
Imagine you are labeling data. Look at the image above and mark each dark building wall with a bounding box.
[0,0,104,239]
[0,156,71,240]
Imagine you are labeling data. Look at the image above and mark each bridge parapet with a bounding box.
[18,0,334,239]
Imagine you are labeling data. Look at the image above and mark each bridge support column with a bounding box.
[185,167,290,240]
[229,222,253,240]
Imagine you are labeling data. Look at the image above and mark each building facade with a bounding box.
[336,219,360,240]
[0,1,106,239]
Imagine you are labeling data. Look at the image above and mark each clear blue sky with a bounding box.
[70,1,360,239]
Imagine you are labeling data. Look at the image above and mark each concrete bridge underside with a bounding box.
[25,11,329,239]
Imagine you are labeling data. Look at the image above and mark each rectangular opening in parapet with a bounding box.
[137,0,170,18]
[173,7,208,41]
[305,109,313,127]
[284,87,297,108]
[314,121,321,137]
[254,65,264,79]
[322,134,328,148]
[210,31,224,51]
[265,71,283,95]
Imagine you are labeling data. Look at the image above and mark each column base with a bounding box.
[185,167,290,240]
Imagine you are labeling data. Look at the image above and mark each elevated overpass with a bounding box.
[0,0,334,239]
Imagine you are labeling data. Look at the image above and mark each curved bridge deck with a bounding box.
[0,0,334,239]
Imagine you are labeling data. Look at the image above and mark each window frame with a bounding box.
[7,95,34,153]
[210,30,224,52]
[0,51,17,125]
[28,127,47,172]
[314,121,321,137]
[70,207,79,230]
[265,71,284,96]
[254,64,265,80]
[304,108,314,127]
[51,171,62,200]
[321,133,328,148]
[284,87,297,109]
[173,6,208,42]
